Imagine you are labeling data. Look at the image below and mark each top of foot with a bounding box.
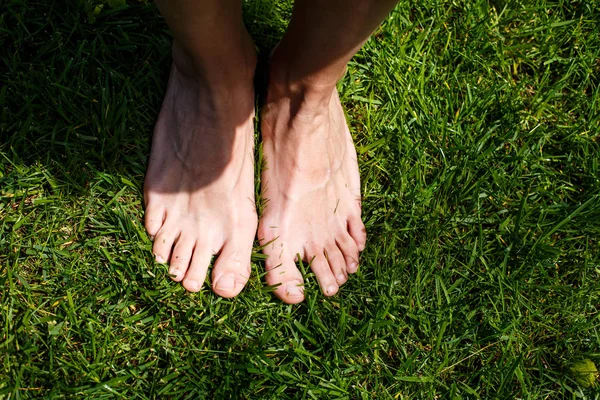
[258,83,366,304]
[144,53,258,298]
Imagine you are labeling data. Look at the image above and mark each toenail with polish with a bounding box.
[286,282,304,297]
[215,274,235,290]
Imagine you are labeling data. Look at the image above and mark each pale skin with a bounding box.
[145,0,398,303]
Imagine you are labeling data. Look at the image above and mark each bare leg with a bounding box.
[259,0,398,303]
[145,0,257,297]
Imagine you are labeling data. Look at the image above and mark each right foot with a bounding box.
[143,44,257,297]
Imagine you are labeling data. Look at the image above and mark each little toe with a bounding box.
[169,236,195,282]
[335,232,360,274]
[308,252,339,297]
[265,250,305,304]
[182,244,213,292]
[325,245,348,286]
[153,225,179,264]
[144,204,165,239]
[211,239,253,298]
[347,215,367,252]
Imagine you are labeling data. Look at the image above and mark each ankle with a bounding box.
[267,66,339,116]
[172,39,257,91]
[267,54,344,103]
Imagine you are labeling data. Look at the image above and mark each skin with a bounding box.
[145,1,257,298]
[258,87,365,303]
[145,0,398,303]
[257,0,398,303]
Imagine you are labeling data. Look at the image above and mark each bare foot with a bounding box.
[258,80,367,304]
[144,44,257,298]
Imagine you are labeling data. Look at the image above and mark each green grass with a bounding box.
[1,0,600,398]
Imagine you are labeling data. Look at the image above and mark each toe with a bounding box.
[325,245,348,286]
[336,232,360,274]
[182,244,213,292]
[308,252,339,296]
[264,249,305,304]
[347,215,367,252]
[211,238,253,298]
[144,203,165,239]
[169,236,195,282]
[153,225,179,264]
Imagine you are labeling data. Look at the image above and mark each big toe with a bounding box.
[264,250,305,304]
[212,238,253,298]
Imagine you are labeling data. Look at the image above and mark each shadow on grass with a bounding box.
[0,0,293,196]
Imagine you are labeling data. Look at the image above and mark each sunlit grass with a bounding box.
[1,0,599,397]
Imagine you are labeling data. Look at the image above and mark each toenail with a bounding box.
[155,255,165,263]
[349,262,358,273]
[337,274,346,282]
[168,266,178,276]
[149,235,155,241]
[215,274,235,290]
[327,285,338,295]
[186,280,199,291]
[285,282,304,298]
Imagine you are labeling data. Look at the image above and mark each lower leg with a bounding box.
[259,0,398,303]
[155,0,256,84]
[145,0,258,297]
[270,0,398,92]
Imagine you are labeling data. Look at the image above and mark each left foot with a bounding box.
[258,76,367,304]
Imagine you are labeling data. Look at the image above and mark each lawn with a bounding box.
[1,0,599,398]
